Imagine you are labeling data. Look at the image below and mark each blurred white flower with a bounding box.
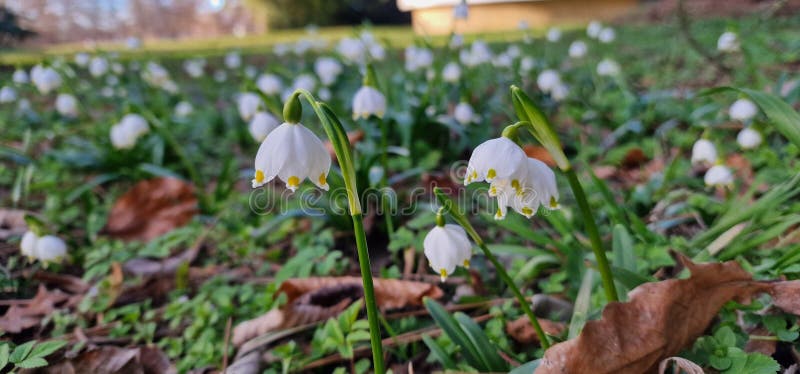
[587,20,603,38]
[252,122,331,192]
[248,111,280,142]
[126,37,142,50]
[110,114,149,150]
[368,43,386,61]
[596,58,621,76]
[55,93,78,117]
[237,92,262,121]
[546,27,562,42]
[31,65,62,94]
[318,87,332,101]
[729,98,758,121]
[568,41,588,58]
[717,31,739,53]
[20,231,38,258]
[214,70,227,82]
[314,57,343,86]
[105,75,119,86]
[274,43,290,56]
[13,69,29,84]
[111,62,124,75]
[520,56,536,72]
[460,40,493,67]
[292,74,317,93]
[337,37,365,64]
[506,45,521,59]
[257,74,283,95]
[550,83,570,101]
[74,52,90,67]
[537,69,562,93]
[142,62,170,87]
[244,65,257,78]
[598,27,616,43]
[442,62,461,83]
[20,231,67,263]
[450,33,464,49]
[405,46,434,72]
[89,56,109,77]
[424,224,472,282]
[493,53,513,68]
[225,52,242,69]
[183,58,206,78]
[704,165,733,187]
[737,127,762,149]
[465,137,527,185]
[453,1,469,19]
[174,101,194,118]
[453,102,475,125]
[353,86,386,119]
[691,139,717,166]
[0,86,17,103]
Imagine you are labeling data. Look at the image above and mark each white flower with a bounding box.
[520,57,536,72]
[274,43,290,56]
[368,43,386,61]
[490,157,559,219]
[691,139,717,165]
[405,46,434,72]
[587,20,603,38]
[89,56,109,77]
[453,102,475,125]
[257,74,283,95]
[291,74,316,93]
[596,58,621,76]
[174,101,193,118]
[704,165,734,187]
[248,111,280,142]
[111,62,124,74]
[0,86,17,103]
[598,27,616,43]
[110,114,149,150]
[729,98,758,122]
[737,127,762,149]
[74,52,90,67]
[537,69,562,93]
[337,37,365,64]
[314,57,343,86]
[55,93,78,117]
[126,37,141,50]
[453,1,469,19]
[31,65,62,94]
[13,69,29,84]
[450,33,464,49]
[464,137,527,185]
[568,41,588,58]
[183,59,206,78]
[252,122,331,192]
[493,53,513,68]
[424,224,472,281]
[20,231,38,258]
[551,83,570,101]
[442,62,462,83]
[717,31,739,53]
[546,27,562,42]
[214,70,227,82]
[142,62,170,87]
[20,231,67,263]
[237,92,262,121]
[506,45,521,59]
[318,87,332,101]
[225,52,241,69]
[460,41,493,67]
[353,86,387,119]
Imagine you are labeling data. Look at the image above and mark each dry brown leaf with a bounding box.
[535,255,800,374]
[0,209,27,239]
[523,145,557,167]
[745,327,777,356]
[324,130,364,158]
[232,277,443,346]
[658,357,704,374]
[30,346,176,374]
[506,316,565,345]
[621,148,649,169]
[102,177,198,242]
[0,285,73,333]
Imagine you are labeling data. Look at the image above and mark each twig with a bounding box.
[222,316,233,372]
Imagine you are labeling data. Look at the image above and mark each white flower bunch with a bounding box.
[598,27,616,43]
[737,127,762,149]
[717,31,739,53]
[0,86,17,103]
[89,56,109,77]
[442,62,462,83]
[587,20,603,38]
[55,93,78,117]
[460,40,493,67]
[183,58,206,78]
[110,113,149,150]
[405,46,434,72]
[537,69,568,100]
[453,102,475,125]
[729,98,758,122]
[596,58,621,76]
[546,27,562,42]
[21,231,67,263]
[225,51,242,69]
[314,57,343,86]
[174,101,194,118]
[13,69,29,84]
[569,41,588,59]
[704,164,734,187]
[237,92,262,121]
[31,65,62,94]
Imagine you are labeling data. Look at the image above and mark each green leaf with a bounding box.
[17,357,48,369]
[421,335,456,370]
[424,298,484,370]
[29,340,67,359]
[0,344,9,370]
[612,225,636,272]
[568,270,594,339]
[454,312,509,371]
[345,330,371,343]
[9,341,35,363]
[738,353,780,374]
[509,359,541,374]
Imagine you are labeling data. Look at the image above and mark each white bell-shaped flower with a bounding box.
[31,65,62,94]
[520,57,536,73]
[704,165,734,187]
[20,231,38,258]
[34,235,67,262]
[737,127,762,149]
[183,59,206,78]
[537,70,561,92]
[74,52,90,67]
[248,111,280,142]
[691,139,717,166]
[442,62,461,83]
[405,46,434,72]
[453,1,469,19]
[546,27,562,42]
[453,102,475,125]
[568,40,588,59]
[729,98,758,122]
[450,34,464,49]
[337,37,365,64]
[110,114,149,150]
[490,157,559,219]
[465,137,527,185]
[551,83,570,102]
[126,37,142,50]
[291,74,316,93]
[225,51,241,69]
[717,31,739,53]
[598,27,616,43]
[55,93,78,117]
[587,21,603,38]
[237,92,262,121]
[596,58,621,76]
[13,69,29,84]
[89,56,109,77]
[256,74,282,95]
[174,101,194,118]
[252,122,331,192]
[352,86,387,119]
[314,57,343,86]
[424,224,472,281]
[0,86,17,103]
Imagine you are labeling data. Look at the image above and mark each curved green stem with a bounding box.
[290,89,384,373]
[433,188,551,349]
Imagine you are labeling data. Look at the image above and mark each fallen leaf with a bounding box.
[33,271,90,294]
[535,254,800,374]
[658,357,704,374]
[232,277,443,346]
[523,145,556,167]
[0,285,73,333]
[620,148,648,169]
[102,177,198,242]
[745,327,777,356]
[506,316,565,345]
[31,346,176,374]
[0,209,27,240]
[324,130,364,158]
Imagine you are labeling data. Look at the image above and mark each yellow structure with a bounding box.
[397,0,638,35]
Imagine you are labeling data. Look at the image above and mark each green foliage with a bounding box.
[0,340,66,371]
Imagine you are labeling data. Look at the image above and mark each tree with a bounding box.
[0,6,35,47]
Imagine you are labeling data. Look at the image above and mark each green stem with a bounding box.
[290,90,384,373]
[433,188,551,349]
[564,169,619,302]
[378,117,395,238]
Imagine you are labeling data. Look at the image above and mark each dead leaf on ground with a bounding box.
[506,316,565,345]
[0,209,27,239]
[26,346,175,374]
[658,357,704,374]
[232,277,443,346]
[33,271,90,294]
[102,177,198,242]
[324,130,364,158]
[536,254,800,374]
[0,285,77,333]
[523,145,556,167]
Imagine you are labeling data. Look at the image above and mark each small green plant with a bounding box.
[689,326,779,373]
[0,339,67,371]
[311,300,371,361]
